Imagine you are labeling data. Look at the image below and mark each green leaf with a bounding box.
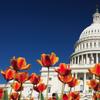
[39,93,44,100]
[3,90,9,100]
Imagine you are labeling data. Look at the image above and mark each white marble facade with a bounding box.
[41,8,100,99]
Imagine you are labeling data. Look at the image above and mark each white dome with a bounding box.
[79,23,100,39]
[79,9,100,40]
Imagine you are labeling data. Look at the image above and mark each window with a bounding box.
[80,44,82,49]
[86,43,88,48]
[48,86,51,93]
[80,85,84,92]
[83,43,84,48]
[94,42,96,47]
[90,42,92,48]
[49,77,52,80]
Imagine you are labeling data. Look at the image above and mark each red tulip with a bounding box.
[34,83,47,93]
[10,92,19,100]
[89,64,100,76]
[10,57,31,71]
[63,94,68,100]
[0,88,4,99]
[69,91,80,100]
[29,73,41,85]
[12,81,23,91]
[87,79,100,91]
[58,74,73,84]
[37,52,59,67]
[1,68,16,81]
[55,63,71,76]
[67,77,79,87]
[15,72,29,83]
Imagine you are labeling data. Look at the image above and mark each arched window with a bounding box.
[83,43,85,48]
[94,42,96,47]
[90,42,92,48]
[80,44,82,49]
[86,43,88,48]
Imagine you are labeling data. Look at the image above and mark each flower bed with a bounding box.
[0,52,99,100]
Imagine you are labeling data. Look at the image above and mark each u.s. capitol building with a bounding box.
[1,8,100,100]
[41,8,100,99]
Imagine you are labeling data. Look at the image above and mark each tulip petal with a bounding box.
[50,52,59,65]
[37,60,43,66]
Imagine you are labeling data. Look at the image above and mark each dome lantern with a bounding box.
[93,8,100,23]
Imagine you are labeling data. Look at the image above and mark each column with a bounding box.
[78,56,79,64]
[96,53,98,63]
[86,54,88,64]
[81,55,83,64]
[75,57,77,64]
[75,73,77,78]
[72,73,74,77]
[91,54,94,64]
[84,73,86,93]
[93,75,95,79]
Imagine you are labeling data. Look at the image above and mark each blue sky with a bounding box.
[0,0,99,83]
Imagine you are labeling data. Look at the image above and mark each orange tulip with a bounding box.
[67,77,79,87]
[69,91,80,100]
[58,74,73,84]
[89,64,100,76]
[0,88,4,99]
[10,92,19,100]
[10,57,31,71]
[34,83,47,93]
[29,73,41,85]
[15,72,29,83]
[63,94,68,100]
[37,52,59,67]
[87,79,100,91]
[12,81,23,91]
[1,68,16,81]
[55,63,71,76]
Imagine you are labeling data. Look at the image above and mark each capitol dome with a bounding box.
[80,8,100,40]
[70,8,100,65]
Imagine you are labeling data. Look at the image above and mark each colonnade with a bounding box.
[72,73,95,92]
[71,53,100,64]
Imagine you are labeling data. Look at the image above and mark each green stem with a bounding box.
[45,67,49,100]
[60,83,65,100]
